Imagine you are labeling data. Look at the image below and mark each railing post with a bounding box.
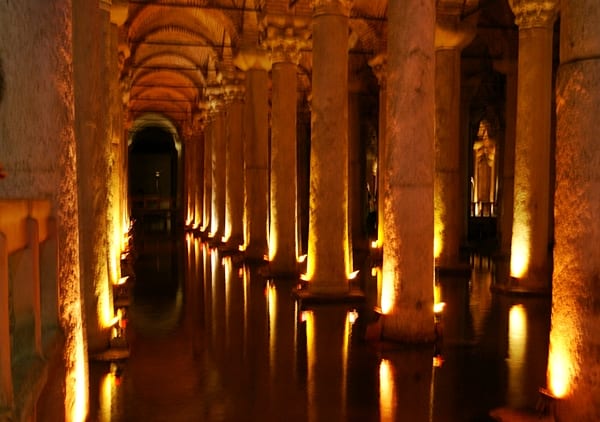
[27,217,43,356]
[0,232,14,410]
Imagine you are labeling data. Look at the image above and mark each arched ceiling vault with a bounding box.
[119,0,518,136]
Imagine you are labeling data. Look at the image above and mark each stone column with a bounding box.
[73,1,114,352]
[263,22,309,276]
[434,3,477,270]
[368,54,386,250]
[381,0,435,342]
[547,0,600,419]
[201,115,213,234]
[508,0,557,291]
[234,50,271,261]
[210,103,226,241]
[223,75,245,248]
[493,59,517,258]
[304,0,352,295]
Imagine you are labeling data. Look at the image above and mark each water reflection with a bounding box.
[83,239,550,422]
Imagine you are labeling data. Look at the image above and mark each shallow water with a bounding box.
[83,232,550,422]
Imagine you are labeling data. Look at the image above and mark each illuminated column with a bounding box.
[211,105,226,241]
[348,81,368,254]
[223,75,245,247]
[59,1,89,418]
[74,1,114,352]
[508,0,557,290]
[234,50,271,261]
[434,4,476,269]
[548,0,600,418]
[304,0,352,294]
[368,54,386,249]
[194,128,205,230]
[381,0,435,341]
[202,116,213,233]
[264,22,309,275]
[493,59,517,257]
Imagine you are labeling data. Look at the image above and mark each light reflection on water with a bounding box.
[83,235,550,422]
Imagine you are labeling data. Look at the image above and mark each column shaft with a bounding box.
[510,15,555,289]
[226,97,244,246]
[306,1,351,292]
[202,123,213,232]
[195,132,205,229]
[382,0,435,341]
[548,0,600,418]
[73,2,113,351]
[211,111,226,240]
[435,47,463,268]
[244,68,269,260]
[270,60,298,274]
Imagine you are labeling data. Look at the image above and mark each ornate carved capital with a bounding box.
[368,53,387,89]
[509,0,558,29]
[262,24,311,65]
[234,48,272,72]
[223,72,246,103]
[311,0,353,17]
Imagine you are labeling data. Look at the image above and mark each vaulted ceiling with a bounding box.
[116,0,517,133]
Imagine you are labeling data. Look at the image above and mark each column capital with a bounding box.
[509,0,558,29]
[311,0,353,17]
[223,72,246,103]
[110,0,129,26]
[435,4,479,50]
[261,24,311,65]
[368,53,387,89]
[234,48,272,72]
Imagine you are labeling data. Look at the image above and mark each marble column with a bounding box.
[264,23,309,276]
[508,0,557,291]
[223,75,245,248]
[210,104,226,241]
[381,0,435,342]
[73,1,114,352]
[304,0,352,294]
[434,4,477,270]
[368,54,386,250]
[234,50,271,261]
[493,59,517,258]
[201,116,213,233]
[547,0,600,419]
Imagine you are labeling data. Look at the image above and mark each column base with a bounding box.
[293,283,365,305]
[90,346,130,361]
[435,260,472,277]
[491,276,551,296]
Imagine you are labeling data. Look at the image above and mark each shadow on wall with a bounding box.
[0,54,6,179]
[0,54,3,103]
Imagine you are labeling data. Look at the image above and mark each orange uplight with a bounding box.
[510,221,530,278]
[380,265,395,315]
[548,337,574,399]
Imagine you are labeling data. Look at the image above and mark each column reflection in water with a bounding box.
[379,359,396,421]
[507,304,527,408]
[300,306,355,422]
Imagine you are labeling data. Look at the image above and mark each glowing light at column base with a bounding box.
[434,217,443,260]
[380,266,396,315]
[510,228,530,279]
[548,332,577,399]
[65,319,88,422]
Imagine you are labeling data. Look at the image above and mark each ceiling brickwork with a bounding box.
[118,0,519,132]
